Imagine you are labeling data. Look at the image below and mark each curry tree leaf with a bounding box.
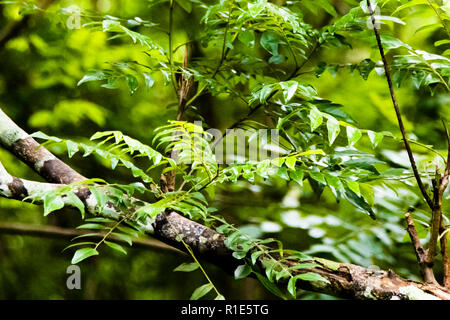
[190,283,213,300]
[71,248,99,264]
[326,117,340,145]
[104,241,127,255]
[309,107,323,132]
[43,193,65,216]
[174,262,199,272]
[346,126,362,146]
[234,264,252,279]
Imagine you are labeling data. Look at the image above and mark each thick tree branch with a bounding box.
[1,108,450,299]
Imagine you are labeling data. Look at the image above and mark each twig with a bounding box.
[405,212,437,284]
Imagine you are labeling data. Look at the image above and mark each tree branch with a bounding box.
[1,107,450,299]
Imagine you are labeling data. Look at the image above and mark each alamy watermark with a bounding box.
[66,265,81,290]
[65,5,81,30]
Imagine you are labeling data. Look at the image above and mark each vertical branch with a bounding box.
[366,0,434,210]
[366,0,447,283]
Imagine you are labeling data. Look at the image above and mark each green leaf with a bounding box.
[77,71,108,86]
[143,72,155,88]
[280,81,298,103]
[309,171,326,184]
[346,180,360,196]
[66,191,85,219]
[63,242,96,252]
[358,59,375,80]
[285,156,297,169]
[326,117,340,145]
[290,168,304,186]
[174,262,199,272]
[238,30,255,48]
[190,283,213,300]
[136,203,166,219]
[317,0,337,17]
[295,272,330,283]
[234,264,252,280]
[126,75,139,95]
[255,272,286,300]
[44,193,65,216]
[260,32,280,56]
[66,140,79,158]
[76,223,109,230]
[175,0,192,13]
[309,106,323,132]
[251,251,264,265]
[287,276,297,298]
[346,126,362,146]
[88,186,108,213]
[71,247,99,264]
[344,188,376,219]
[30,131,62,143]
[85,217,115,223]
[112,232,133,246]
[104,241,127,255]
[117,225,140,238]
[367,130,384,148]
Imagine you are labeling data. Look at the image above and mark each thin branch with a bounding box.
[0,221,184,254]
[367,0,434,210]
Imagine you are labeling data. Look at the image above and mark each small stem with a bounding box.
[94,215,128,250]
[182,240,222,297]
